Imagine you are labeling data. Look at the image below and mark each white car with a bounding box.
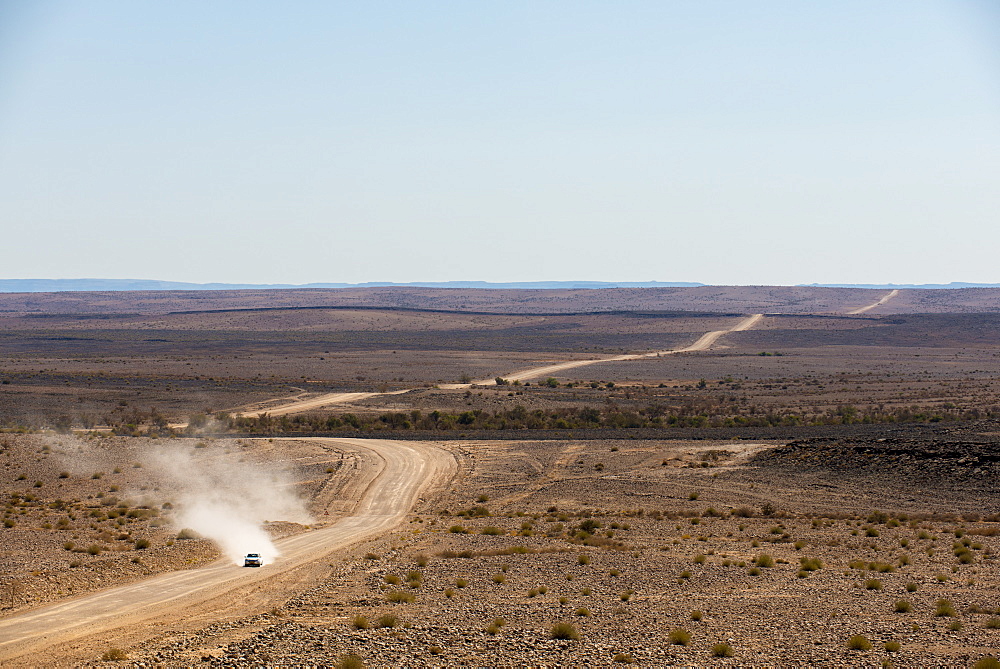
[244,553,262,567]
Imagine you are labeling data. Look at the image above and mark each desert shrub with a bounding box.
[455,578,468,588]
[799,557,823,571]
[449,525,467,534]
[693,554,706,564]
[754,554,774,568]
[869,562,895,573]
[444,588,455,598]
[337,655,365,669]
[669,628,691,646]
[481,526,503,535]
[558,596,569,605]
[429,646,442,655]
[176,528,200,540]
[935,599,956,617]
[906,582,919,592]
[712,642,735,657]
[864,579,883,590]
[846,635,872,650]
[578,554,591,565]
[134,538,150,550]
[384,574,401,585]
[414,554,428,567]
[550,622,580,640]
[364,552,380,560]
[387,590,415,604]
[575,607,591,617]
[377,613,398,628]
[612,653,634,663]
[406,569,422,583]
[748,567,761,576]
[101,648,128,661]
[985,618,1000,629]
[690,610,703,621]
[86,544,102,556]
[973,657,1000,669]
[949,620,964,631]
[351,614,369,629]
[894,600,912,613]
[620,590,634,601]
[491,573,506,584]
[884,640,901,652]
[486,623,500,635]
[62,541,75,551]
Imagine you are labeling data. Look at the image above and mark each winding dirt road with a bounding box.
[252,313,765,415]
[0,438,455,665]
[847,289,899,315]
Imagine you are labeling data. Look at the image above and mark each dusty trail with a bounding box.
[253,313,764,415]
[0,438,456,666]
[847,289,899,315]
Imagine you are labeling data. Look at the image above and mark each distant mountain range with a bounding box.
[0,279,705,293]
[0,279,997,293]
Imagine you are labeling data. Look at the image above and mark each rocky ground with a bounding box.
[89,427,1000,667]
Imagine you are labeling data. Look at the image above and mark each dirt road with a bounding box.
[445,312,765,386]
[0,438,455,666]
[847,289,899,315]
[258,314,765,413]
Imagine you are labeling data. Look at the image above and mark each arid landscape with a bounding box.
[1,286,999,667]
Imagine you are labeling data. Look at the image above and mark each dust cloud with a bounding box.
[143,442,312,565]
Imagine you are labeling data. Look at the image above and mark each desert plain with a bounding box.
[0,285,998,667]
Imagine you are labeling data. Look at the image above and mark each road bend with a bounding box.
[0,438,455,664]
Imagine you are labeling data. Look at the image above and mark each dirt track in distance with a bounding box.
[847,288,899,314]
[249,314,764,416]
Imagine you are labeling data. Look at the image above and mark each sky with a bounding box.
[1,1,998,286]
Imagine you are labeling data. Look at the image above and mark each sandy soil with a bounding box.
[0,438,455,666]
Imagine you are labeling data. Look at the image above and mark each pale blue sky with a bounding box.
[1,1,998,285]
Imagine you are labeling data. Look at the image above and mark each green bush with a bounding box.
[712,642,734,658]
[754,554,774,568]
[846,635,872,650]
[894,600,912,613]
[550,622,580,640]
[669,629,691,645]
[377,613,398,628]
[387,590,415,603]
[351,614,369,629]
[101,648,128,661]
[337,654,365,669]
[935,599,956,617]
